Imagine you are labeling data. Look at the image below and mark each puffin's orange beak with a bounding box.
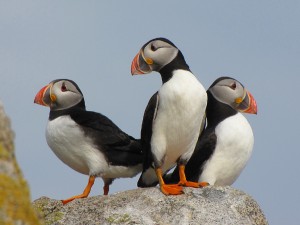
[34,84,52,107]
[237,90,258,114]
[131,50,152,75]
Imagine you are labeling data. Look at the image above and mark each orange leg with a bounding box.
[62,176,95,205]
[103,184,109,195]
[156,168,183,195]
[178,165,209,188]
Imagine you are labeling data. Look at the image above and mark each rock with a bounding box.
[0,101,41,225]
[33,186,268,225]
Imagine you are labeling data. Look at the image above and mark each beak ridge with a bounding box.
[34,84,50,106]
[131,50,152,75]
[131,52,143,75]
[237,90,258,114]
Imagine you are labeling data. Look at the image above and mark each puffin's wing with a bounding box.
[140,92,159,170]
[70,110,143,166]
[166,128,217,183]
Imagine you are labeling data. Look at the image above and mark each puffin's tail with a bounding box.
[137,167,159,187]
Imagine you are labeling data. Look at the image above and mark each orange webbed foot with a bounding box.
[160,184,184,195]
[178,181,210,188]
[199,181,210,187]
[177,164,210,188]
[155,168,184,195]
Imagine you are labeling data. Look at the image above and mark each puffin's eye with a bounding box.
[230,82,237,90]
[150,44,157,51]
[61,83,67,92]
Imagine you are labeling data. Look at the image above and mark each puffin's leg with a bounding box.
[156,168,183,195]
[62,176,95,205]
[103,184,109,195]
[177,165,209,188]
[103,178,113,195]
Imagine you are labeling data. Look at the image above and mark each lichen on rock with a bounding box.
[0,101,41,225]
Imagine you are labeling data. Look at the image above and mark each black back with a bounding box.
[137,92,159,187]
[50,104,143,167]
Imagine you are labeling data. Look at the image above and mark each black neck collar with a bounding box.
[49,99,86,120]
[206,91,237,128]
[159,51,190,84]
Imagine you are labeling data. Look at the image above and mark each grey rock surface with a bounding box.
[33,186,268,225]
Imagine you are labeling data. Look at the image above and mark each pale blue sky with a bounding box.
[1,1,299,224]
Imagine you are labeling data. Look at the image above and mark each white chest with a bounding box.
[200,113,254,185]
[46,116,107,175]
[46,116,142,179]
[151,70,207,170]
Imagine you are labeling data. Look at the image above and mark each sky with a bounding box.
[0,1,299,224]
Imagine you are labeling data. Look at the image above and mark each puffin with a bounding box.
[166,77,257,186]
[131,38,208,195]
[34,79,143,204]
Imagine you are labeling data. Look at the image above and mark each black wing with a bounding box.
[137,92,159,186]
[166,127,217,183]
[70,109,143,166]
